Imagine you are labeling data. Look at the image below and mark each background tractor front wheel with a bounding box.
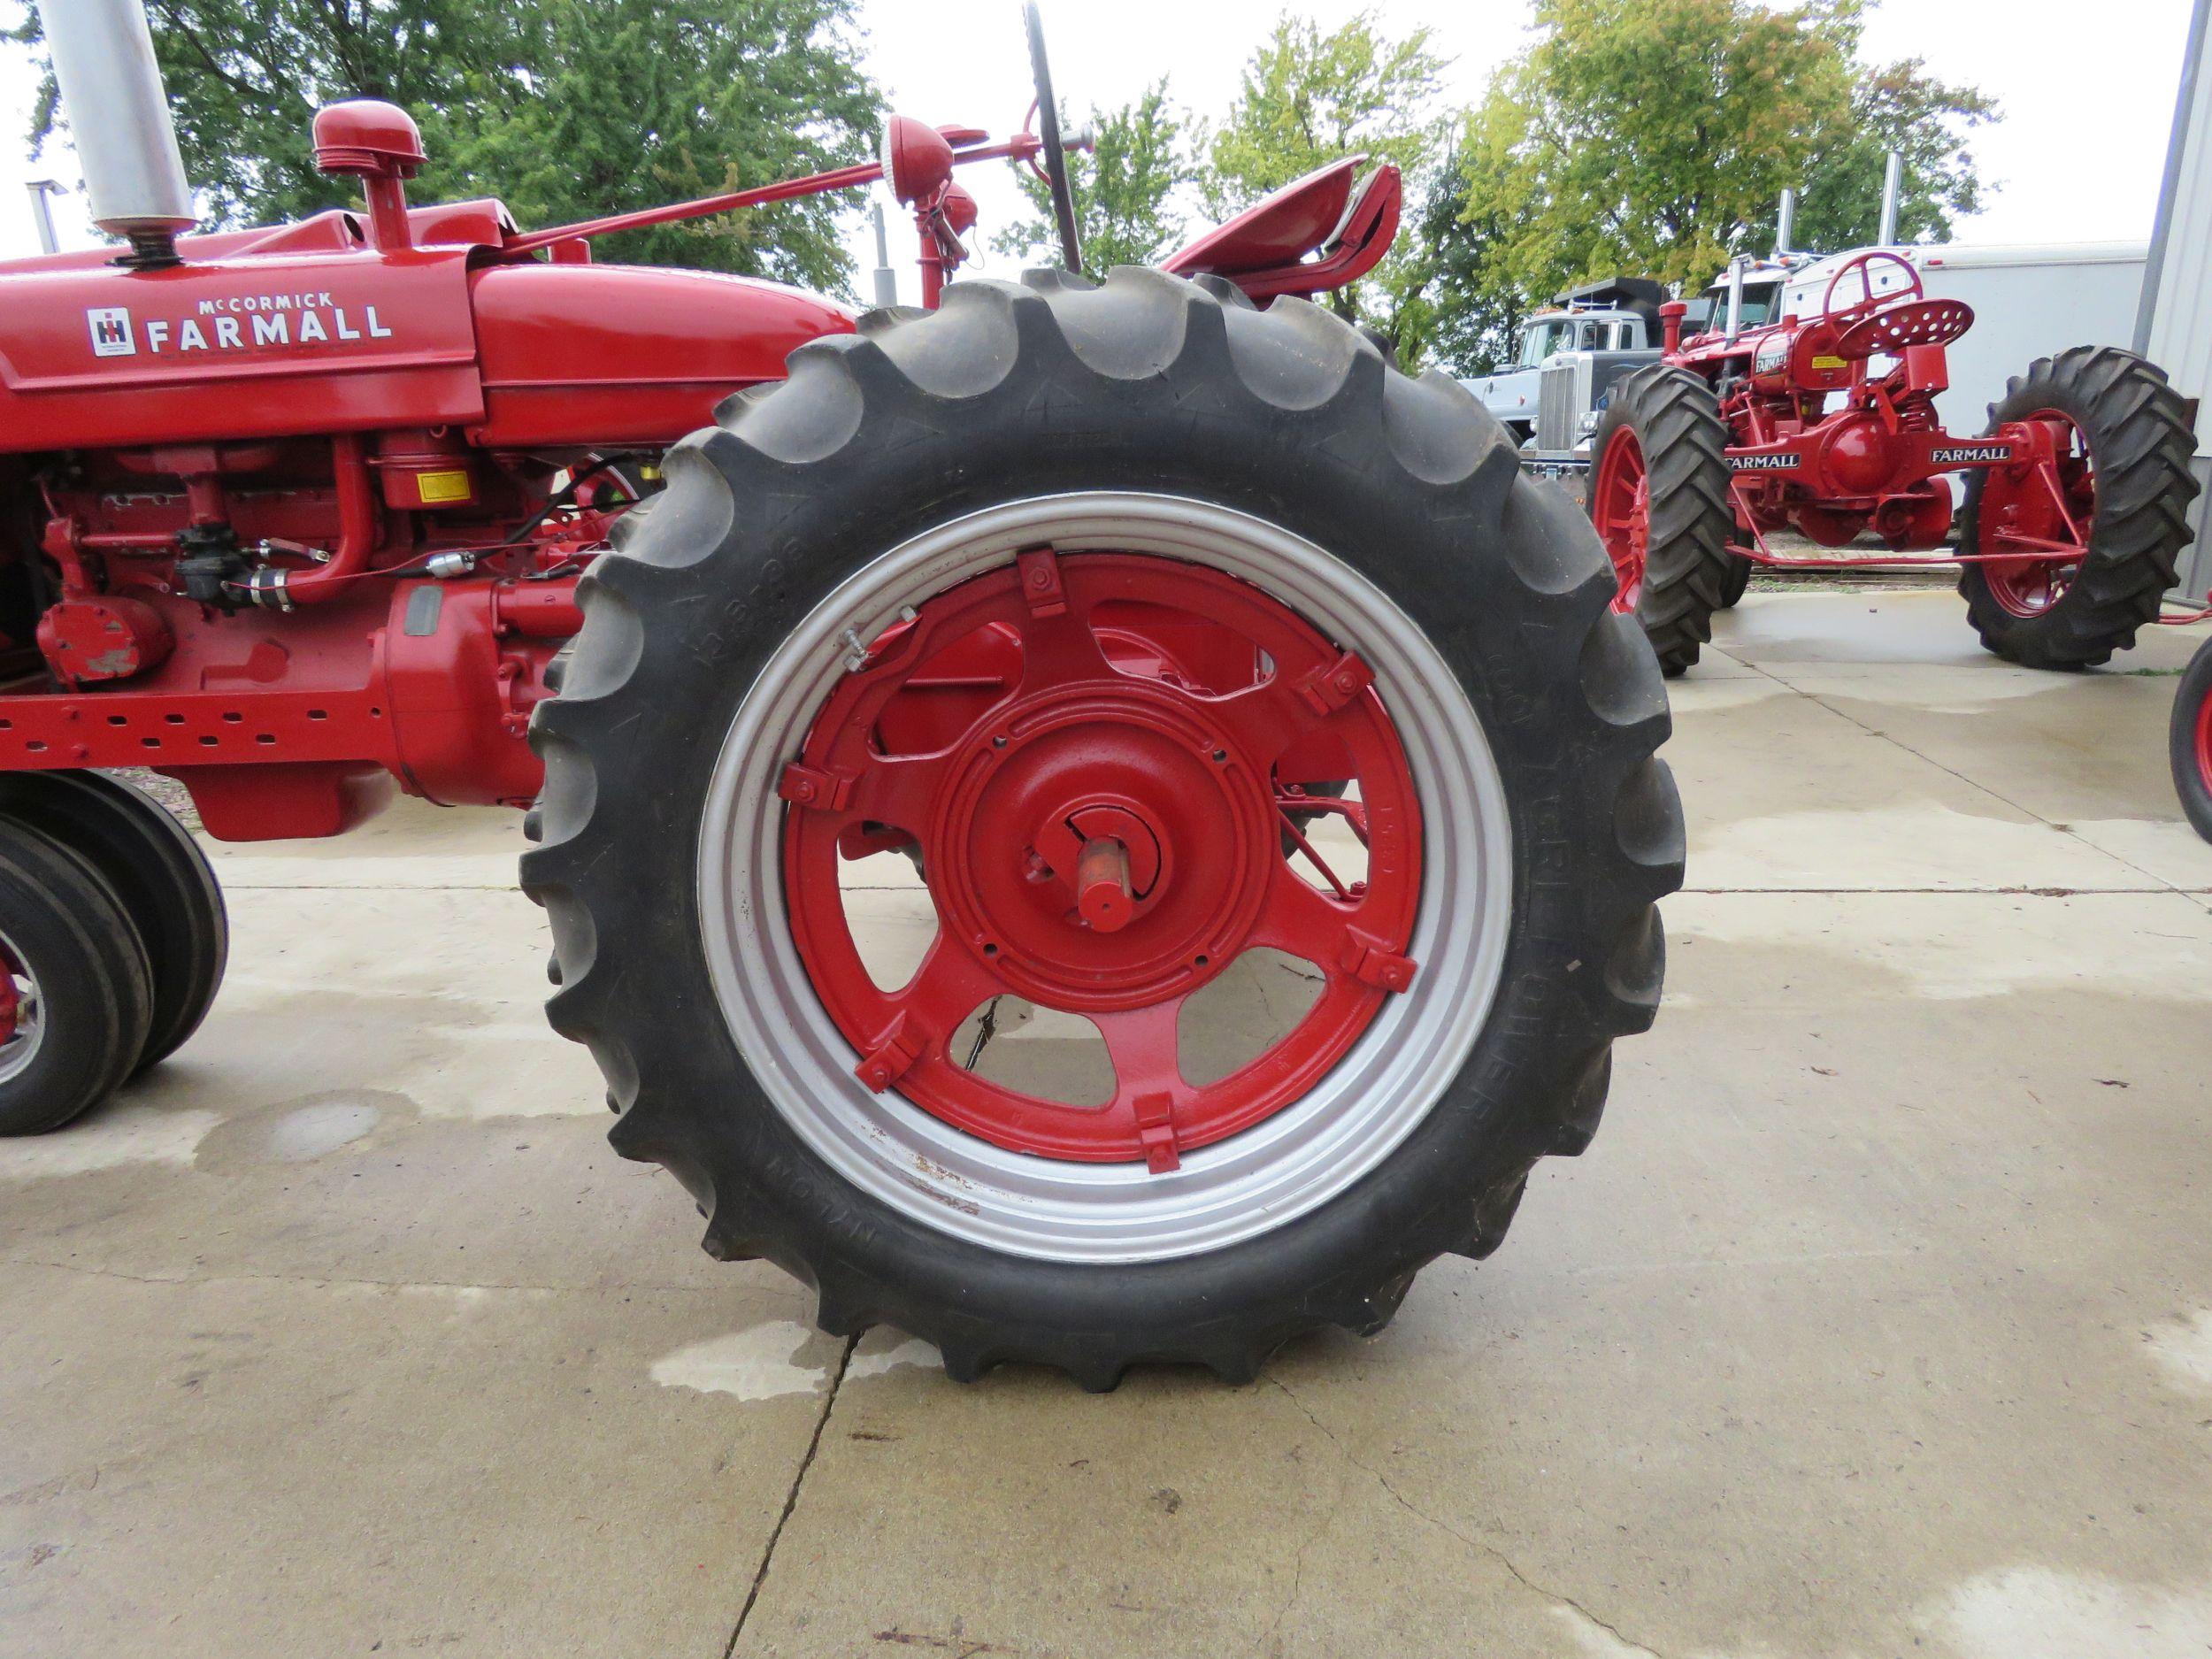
[526,269,1683,1387]
[1588,365,1738,675]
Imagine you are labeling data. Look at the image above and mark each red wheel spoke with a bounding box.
[1206,679,1324,769]
[847,749,956,837]
[1248,863,1359,969]
[1092,996,1188,1103]
[887,935,1010,1055]
[1015,605,1120,695]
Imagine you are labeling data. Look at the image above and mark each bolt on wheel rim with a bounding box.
[0,931,44,1087]
[697,494,1513,1264]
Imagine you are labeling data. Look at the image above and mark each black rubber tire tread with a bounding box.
[1957,346,2200,669]
[2172,635,2212,843]
[0,771,227,1071]
[1715,550,1753,610]
[0,816,155,1134]
[523,267,1684,1388]
[1587,365,1737,674]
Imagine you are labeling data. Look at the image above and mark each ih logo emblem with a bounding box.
[86,307,135,357]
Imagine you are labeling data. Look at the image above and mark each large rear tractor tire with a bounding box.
[524,269,1683,1388]
[0,772,227,1072]
[1587,365,1738,675]
[0,816,155,1135]
[1958,347,2199,669]
[2172,635,2212,843]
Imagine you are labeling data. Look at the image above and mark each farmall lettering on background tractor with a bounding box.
[0,0,1682,1388]
[1586,249,2200,675]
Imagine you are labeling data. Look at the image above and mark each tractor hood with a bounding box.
[0,227,856,456]
[0,244,485,450]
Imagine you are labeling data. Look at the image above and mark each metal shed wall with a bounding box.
[2138,0,2212,602]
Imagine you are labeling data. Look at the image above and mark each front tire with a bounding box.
[1587,365,1737,675]
[1958,347,2198,669]
[0,772,227,1071]
[0,816,155,1135]
[2173,636,2212,842]
[525,270,1682,1386]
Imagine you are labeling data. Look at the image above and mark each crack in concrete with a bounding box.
[722,1333,856,1659]
[1265,1378,1667,1659]
[1732,653,2208,909]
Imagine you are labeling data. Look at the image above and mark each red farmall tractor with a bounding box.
[1588,250,2200,675]
[0,1,1680,1387]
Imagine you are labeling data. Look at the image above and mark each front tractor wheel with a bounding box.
[1588,365,1738,675]
[524,270,1683,1387]
[0,817,154,1136]
[1959,347,2199,669]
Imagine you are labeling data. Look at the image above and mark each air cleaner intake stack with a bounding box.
[43,0,196,266]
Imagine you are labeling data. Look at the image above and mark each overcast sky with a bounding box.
[0,0,2194,282]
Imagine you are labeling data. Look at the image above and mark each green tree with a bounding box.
[6,0,881,291]
[994,81,1193,280]
[1199,11,1448,358]
[1790,56,1997,251]
[1426,0,1994,373]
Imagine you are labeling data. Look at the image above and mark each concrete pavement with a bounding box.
[3,588,2208,1657]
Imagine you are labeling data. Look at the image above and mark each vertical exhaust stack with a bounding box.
[1774,188,1796,259]
[1878,151,1902,247]
[44,0,196,267]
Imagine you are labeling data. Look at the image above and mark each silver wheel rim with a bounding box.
[0,930,45,1087]
[696,492,1513,1264]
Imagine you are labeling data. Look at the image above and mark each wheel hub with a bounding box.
[931,680,1273,1012]
[0,933,43,1087]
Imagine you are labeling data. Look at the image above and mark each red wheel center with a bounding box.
[1594,432,1649,612]
[1976,408,2093,618]
[779,549,1424,1171]
[932,680,1275,1012]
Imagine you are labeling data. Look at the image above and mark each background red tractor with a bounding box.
[1588,249,2200,675]
[0,1,1679,1386]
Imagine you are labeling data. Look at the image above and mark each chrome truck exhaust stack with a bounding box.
[43,0,196,265]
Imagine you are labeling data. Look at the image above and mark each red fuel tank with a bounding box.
[466,262,856,449]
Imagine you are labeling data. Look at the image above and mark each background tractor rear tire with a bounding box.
[1958,347,2198,669]
[1589,365,1738,675]
[2172,635,2212,843]
[0,772,227,1072]
[0,817,155,1135]
[526,269,1682,1388]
